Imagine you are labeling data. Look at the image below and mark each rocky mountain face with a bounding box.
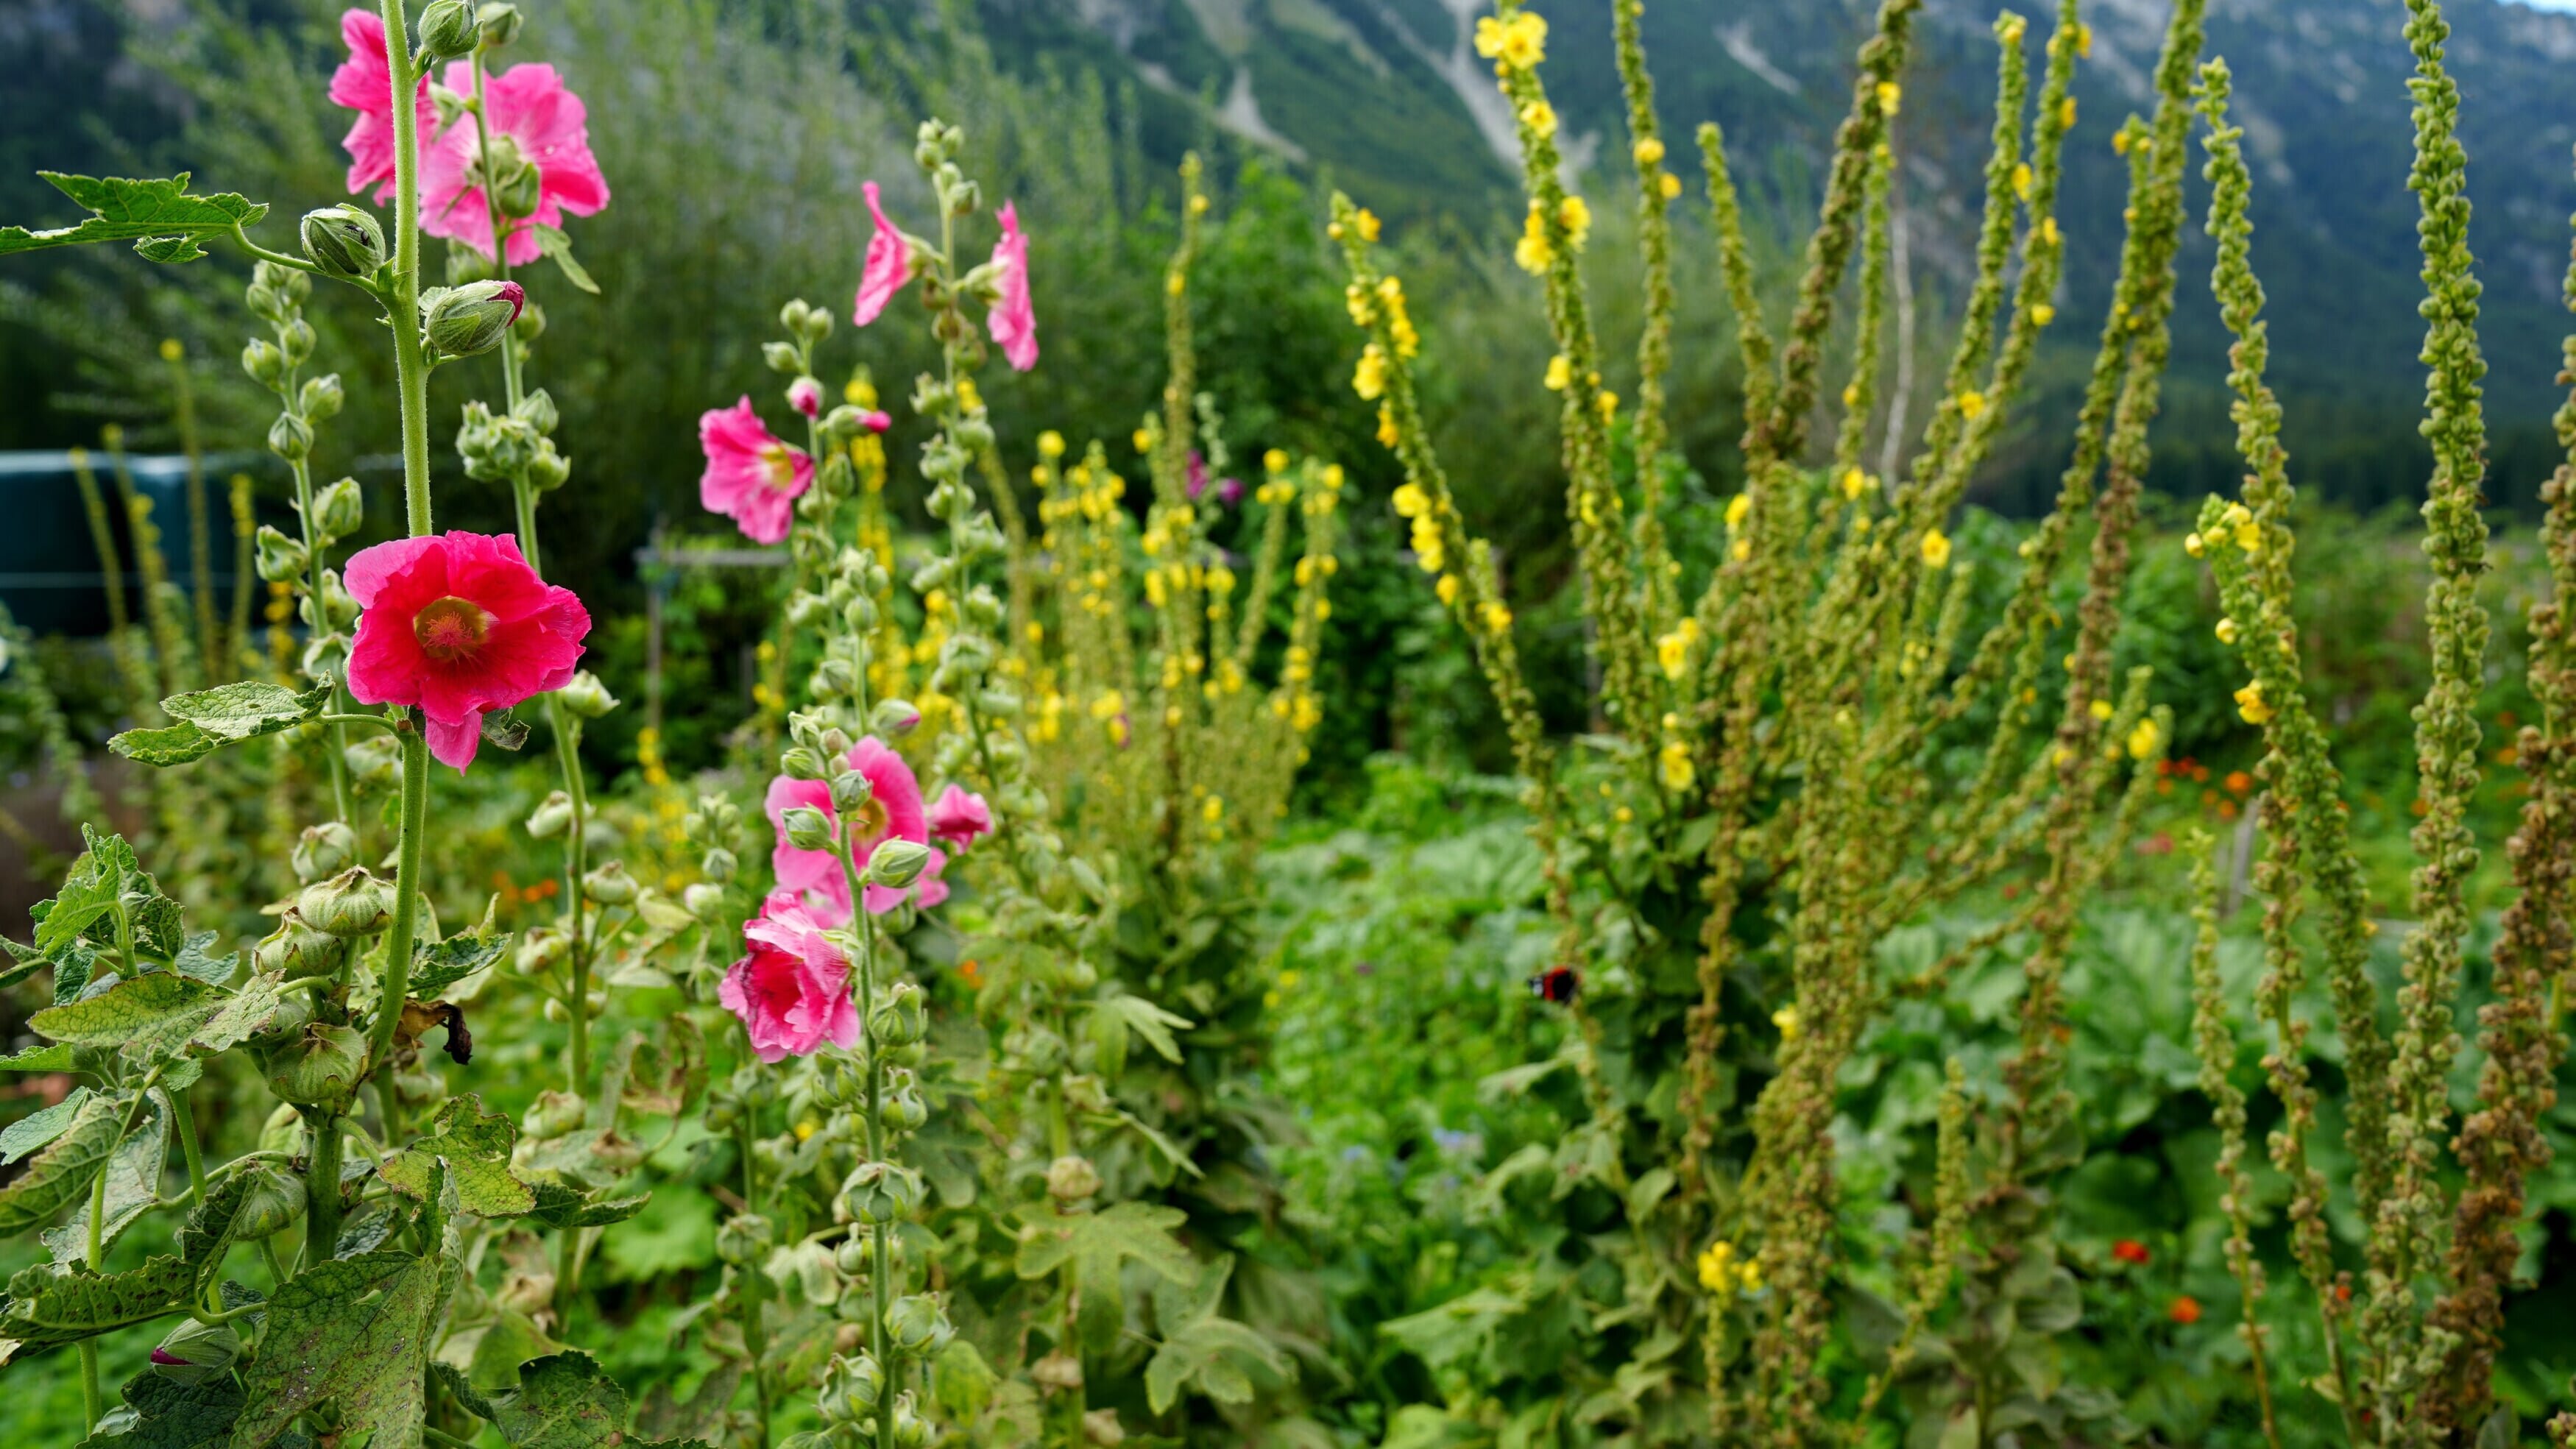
[972,0,2576,505]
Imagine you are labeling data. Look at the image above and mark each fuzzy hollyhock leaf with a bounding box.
[0,1094,117,1237]
[433,1350,707,1449]
[0,172,266,262]
[0,1087,90,1165]
[230,1248,442,1448]
[526,1181,651,1232]
[83,1370,247,1448]
[31,974,222,1064]
[113,679,329,766]
[379,1095,537,1219]
[43,1088,169,1265]
[1013,1201,1195,1353]
[0,1255,197,1353]
[411,929,512,996]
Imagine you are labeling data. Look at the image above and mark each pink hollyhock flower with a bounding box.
[766,737,928,924]
[853,182,916,326]
[329,9,438,202]
[857,409,893,433]
[927,784,992,851]
[344,531,590,771]
[699,397,813,545]
[419,61,609,266]
[787,378,822,419]
[1186,451,1208,500]
[986,201,1038,372]
[1216,476,1245,507]
[720,890,859,1063]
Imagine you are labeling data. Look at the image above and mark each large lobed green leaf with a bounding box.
[31,972,222,1064]
[0,1255,195,1352]
[232,1248,443,1449]
[0,173,265,263]
[1015,1200,1196,1353]
[435,1352,712,1449]
[43,1088,169,1264]
[380,1096,537,1219]
[111,680,332,767]
[77,1372,247,1449]
[0,1093,122,1236]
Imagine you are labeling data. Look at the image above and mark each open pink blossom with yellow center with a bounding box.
[853,182,916,325]
[344,531,590,772]
[927,784,992,851]
[766,737,927,924]
[721,890,859,1063]
[986,201,1038,372]
[699,397,813,545]
[419,60,609,266]
[328,9,438,203]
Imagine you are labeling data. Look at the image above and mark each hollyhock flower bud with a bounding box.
[515,927,567,974]
[699,397,812,545]
[149,1319,244,1385]
[241,339,286,389]
[422,280,526,359]
[253,912,339,977]
[821,1353,884,1423]
[255,526,309,585]
[781,806,835,852]
[525,789,573,838]
[1046,1155,1101,1203]
[871,699,921,737]
[292,821,358,882]
[699,846,738,884]
[557,669,618,718]
[581,860,637,905]
[491,157,543,219]
[840,1161,925,1226]
[683,882,726,919]
[721,891,860,1061]
[301,205,386,279]
[788,376,824,419]
[299,868,394,937]
[828,769,876,818]
[514,386,559,436]
[416,0,478,61]
[344,732,399,789]
[300,372,347,421]
[342,531,590,770]
[885,1294,951,1355]
[868,984,927,1049]
[927,784,991,851]
[231,1163,306,1239]
[268,413,314,463]
[314,476,365,539]
[883,1075,929,1130]
[476,1,523,48]
[762,341,800,374]
[779,744,829,782]
[524,442,570,492]
[867,839,930,890]
[259,1022,368,1105]
[768,737,927,923]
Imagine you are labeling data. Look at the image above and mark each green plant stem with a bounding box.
[77,1157,107,1431]
[291,459,353,823]
[370,729,431,1072]
[423,1427,480,1449]
[305,1110,343,1266]
[836,843,893,1449]
[169,1084,208,1205]
[736,1113,774,1449]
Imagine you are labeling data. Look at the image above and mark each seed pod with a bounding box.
[258,1023,367,1105]
[522,1089,585,1139]
[868,982,926,1046]
[820,1353,884,1421]
[525,790,573,839]
[581,861,637,906]
[838,1161,924,1226]
[1045,1155,1101,1204]
[558,670,618,720]
[514,927,567,975]
[231,1163,307,1239]
[714,1212,773,1267]
[884,1295,951,1356]
[300,205,386,280]
[253,526,308,586]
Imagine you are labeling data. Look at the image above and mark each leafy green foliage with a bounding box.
[0,1256,196,1352]
[109,681,332,767]
[0,1094,123,1237]
[435,1351,712,1449]
[1016,1201,1196,1352]
[0,172,263,262]
[231,1247,445,1449]
[29,974,221,1064]
[381,1097,538,1219]
[77,1372,247,1449]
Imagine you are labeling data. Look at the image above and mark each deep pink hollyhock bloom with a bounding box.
[720,890,859,1063]
[765,737,928,924]
[853,182,915,326]
[329,9,438,202]
[344,531,590,772]
[858,409,893,434]
[910,847,950,911]
[699,397,813,546]
[419,61,609,266]
[1186,450,1208,500]
[1216,477,1245,507]
[787,378,823,419]
[927,784,992,851]
[986,201,1038,372]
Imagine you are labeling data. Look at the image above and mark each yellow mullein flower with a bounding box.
[1353,344,1389,402]
[1657,620,1699,681]
[2113,130,2131,157]
[1379,405,1401,449]
[1726,492,1752,529]
[1841,467,1873,501]
[1038,429,1065,459]
[2216,618,2239,645]
[2184,531,2206,557]
[2061,96,2077,127]
[1772,1005,1801,1042]
[1596,389,1618,422]
[1482,600,1512,634]
[1958,390,1987,420]
[1133,427,1153,453]
[1264,447,1289,473]
[2076,22,2092,55]
[1521,99,1558,138]
[1557,194,1591,250]
[1698,1241,1738,1294]
[2032,302,2056,327]
[2089,698,2114,722]
[1842,382,1861,408]
[1344,281,1376,328]
[2012,162,2033,200]
[2040,215,2062,247]
[2235,681,2273,725]
[1544,354,1572,391]
[1635,135,1666,166]
[1921,528,1952,570]
[1660,737,1695,792]
[1392,483,1428,518]
[2127,717,2162,761]
[1730,536,1751,561]
[1202,795,1225,824]
[1515,202,1554,274]
[1436,573,1460,606]
[1659,171,1682,199]
[1876,80,1902,115]
[2000,14,2026,45]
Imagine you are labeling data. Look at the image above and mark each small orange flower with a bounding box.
[2216,800,2239,821]
[2168,1295,2202,1325]
[2224,770,2253,796]
[539,877,561,898]
[2112,1239,2151,1266]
